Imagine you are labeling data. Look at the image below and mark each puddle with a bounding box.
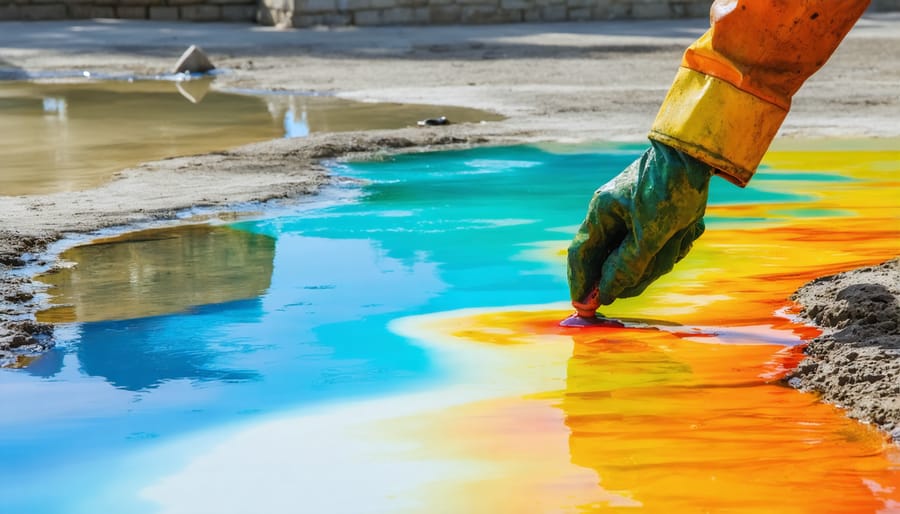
[3,143,899,513]
[35,224,275,323]
[0,79,502,196]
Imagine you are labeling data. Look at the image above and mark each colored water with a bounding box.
[6,143,900,513]
[0,79,502,196]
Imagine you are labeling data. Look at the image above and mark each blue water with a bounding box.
[0,144,836,513]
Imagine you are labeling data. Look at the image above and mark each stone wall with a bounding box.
[258,0,713,27]
[0,0,256,21]
[0,0,897,24]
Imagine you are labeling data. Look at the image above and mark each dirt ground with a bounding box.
[0,16,898,431]
[787,259,900,441]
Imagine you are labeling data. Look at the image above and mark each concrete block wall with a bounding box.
[0,0,897,24]
[872,0,900,8]
[0,0,257,21]
[257,0,714,27]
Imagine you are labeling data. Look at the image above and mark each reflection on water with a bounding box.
[0,79,503,196]
[2,144,898,513]
[394,310,898,513]
[73,301,262,391]
[36,224,276,323]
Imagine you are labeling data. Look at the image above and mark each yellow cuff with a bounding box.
[648,67,788,187]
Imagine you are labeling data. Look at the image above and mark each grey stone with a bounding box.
[0,4,18,21]
[540,4,566,20]
[299,0,336,13]
[523,8,541,21]
[685,1,710,17]
[173,45,216,74]
[68,4,115,17]
[19,4,67,20]
[462,5,503,23]
[591,4,611,18]
[303,12,352,24]
[429,4,460,23]
[115,6,147,18]
[288,14,312,26]
[354,8,381,24]
[567,6,591,19]
[179,4,221,20]
[345,0,371,10]
[264,0,293,11]
[118,0,163,6]
[413,6,429,23]
[149,6,180,20]
[256,5,278,24]
[608,3,632,18]
[221,4,257,20]
[381,6,415,24]
[632,2,670,18]
[500,0,531,9]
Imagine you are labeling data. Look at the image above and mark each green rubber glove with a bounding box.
[567,140,712,315]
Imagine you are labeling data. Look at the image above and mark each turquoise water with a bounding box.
[0,144,838,513]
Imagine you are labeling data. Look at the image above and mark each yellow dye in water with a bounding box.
[364,148,900,512]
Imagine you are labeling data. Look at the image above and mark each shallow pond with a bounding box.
[0,79,502,196]
[4,143,900,513]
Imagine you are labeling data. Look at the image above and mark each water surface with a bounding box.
[7,143,900,513]
[0,79,502,196]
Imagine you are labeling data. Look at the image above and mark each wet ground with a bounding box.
[7,143,898,513]
[0,78,502,196]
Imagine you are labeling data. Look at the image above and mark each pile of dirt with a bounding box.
[786,258,900,441]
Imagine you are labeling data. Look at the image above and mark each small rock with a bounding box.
[173,45,215,75]
[417,116,449,127]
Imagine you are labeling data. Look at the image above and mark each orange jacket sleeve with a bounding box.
[649,0,870,186]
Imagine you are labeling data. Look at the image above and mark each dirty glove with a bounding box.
[567,140,712,314]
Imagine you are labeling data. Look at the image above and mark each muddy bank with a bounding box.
[0,232,55,366]
[0,127,512,365]
[786,258,900,441]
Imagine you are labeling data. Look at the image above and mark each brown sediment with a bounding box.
[0,80,504,196]
[786,258,900,441]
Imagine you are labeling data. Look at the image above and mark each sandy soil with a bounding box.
[787,259,900,441]
[0,16,898,423]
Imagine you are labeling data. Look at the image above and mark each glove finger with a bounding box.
[596,230,656,305]
[567,189,627,305]
[617,218,705,299]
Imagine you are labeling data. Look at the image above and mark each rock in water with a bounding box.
[173,45,215,74]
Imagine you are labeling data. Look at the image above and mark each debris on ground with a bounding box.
[173,45,216,75]
[417,116,449,127]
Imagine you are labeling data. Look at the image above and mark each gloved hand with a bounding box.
[567,141,712,316]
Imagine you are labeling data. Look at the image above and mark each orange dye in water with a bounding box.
[382,147,900,512]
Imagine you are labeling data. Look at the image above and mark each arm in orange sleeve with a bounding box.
[648,0,870,187]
